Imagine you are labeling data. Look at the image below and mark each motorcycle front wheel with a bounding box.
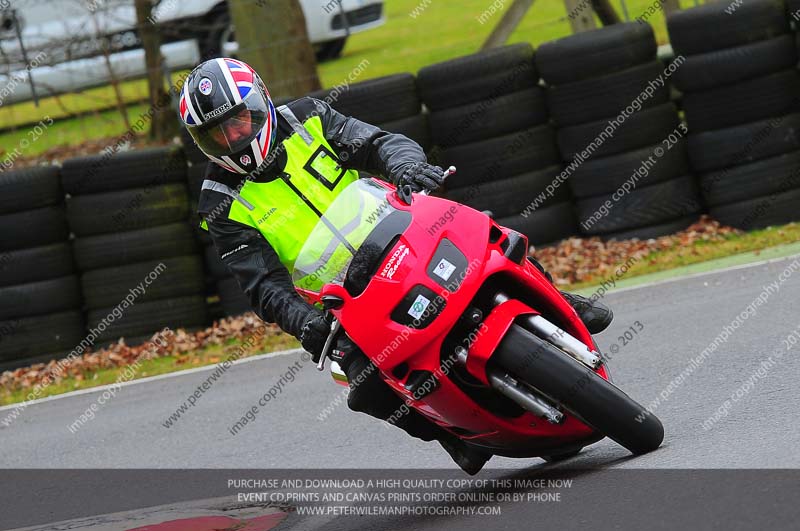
[490,324,664,455]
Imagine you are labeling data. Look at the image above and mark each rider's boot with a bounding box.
[435,434,492,475]
[526,256,614,334]
[560,292,614,334]
[338,346,491,474]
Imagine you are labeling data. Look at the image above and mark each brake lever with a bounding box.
[396,166,457,203]
[316,318,341,371]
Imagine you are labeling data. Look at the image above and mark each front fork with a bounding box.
[462,291,605,425]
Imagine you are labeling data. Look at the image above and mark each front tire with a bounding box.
[491,324,664,455]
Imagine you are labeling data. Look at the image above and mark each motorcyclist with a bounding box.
[182,58,613,475]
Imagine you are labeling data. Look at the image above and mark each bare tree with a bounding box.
[228,0,321,99]
[89,7,131,131]
[135,0,178,142]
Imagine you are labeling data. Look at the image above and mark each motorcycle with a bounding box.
[291,168,664,462]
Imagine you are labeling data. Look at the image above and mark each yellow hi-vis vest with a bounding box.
[201,105,382,292]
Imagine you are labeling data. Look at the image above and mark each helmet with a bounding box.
[180,58,277,175]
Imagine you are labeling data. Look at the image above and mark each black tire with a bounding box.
[315,37,347,61]
[699,151,800,207]
[0,242,74,287]
[87,295,208,344]
[0,276,81,320]
[666,0,788,56]
[417,43,538,111]
[682,69,800,133]
[536,23,656,86]
[494,201,578,246]
[217,277,252,317]
[710,187,800,230]
[187,162,209,201]
[312,74,421,124]
[61,147,187,195]
[547,62,669,127]
[569,139,689,199]
[576,176,702,235]
[438,124,560,190]
[445,166,570,218]
[200,6,231,59]
[0,166,62,214]
[0,311,85,364]
[81,256,204,309]
[65,184,189,237]
[430,88,548,148]
[687,113,800,173]
[73,223,198,271]
[602,215,699,241]
[379,114,433,152]
[204,244,230,279]
[556,103,680,161]
[672,35,797,93]
[491,324,664,455]
[439,125,559,189]
[0,206,69,251]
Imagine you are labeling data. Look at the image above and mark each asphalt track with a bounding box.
[2,254,800,530]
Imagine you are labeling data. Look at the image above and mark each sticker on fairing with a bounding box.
[432,258,456,281]
[407,294,431,320]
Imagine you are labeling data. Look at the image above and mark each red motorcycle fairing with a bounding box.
[315,186,610,457]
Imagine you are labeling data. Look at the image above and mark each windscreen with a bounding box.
[292,179,397,293]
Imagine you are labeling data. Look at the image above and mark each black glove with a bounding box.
[299,310,330,362]
[396,162,445,204]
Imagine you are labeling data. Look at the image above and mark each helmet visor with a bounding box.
[187,92,269,158]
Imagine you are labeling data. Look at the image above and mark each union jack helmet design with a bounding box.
[180,58,278,175]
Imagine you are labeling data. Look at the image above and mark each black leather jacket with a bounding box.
[197,97,427,338]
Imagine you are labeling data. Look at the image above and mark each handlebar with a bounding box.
[414,165,457,198]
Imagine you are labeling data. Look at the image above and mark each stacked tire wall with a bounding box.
[417,43,578,246]
[310,73,431,152]
[669,0,800,230]
[0,167,85,370]
[181,129,251,320]
[538,22,702,241]
[62,147,208,347]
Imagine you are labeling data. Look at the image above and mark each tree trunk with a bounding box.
[591,0,621,25]
[228,0,321,99]
[564,0,597,33]
[90,10,131,132]
[135,0,178,142]
[481,0,536,50]
[661,0,681,16]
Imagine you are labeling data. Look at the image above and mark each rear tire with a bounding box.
[491,324,664,455]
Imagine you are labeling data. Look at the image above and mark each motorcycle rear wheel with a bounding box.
[491,324,664,455]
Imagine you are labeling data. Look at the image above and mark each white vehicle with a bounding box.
[0,0,385,104]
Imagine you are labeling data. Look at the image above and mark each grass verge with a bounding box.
[0,333,298,406]
[567,223,800,290]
